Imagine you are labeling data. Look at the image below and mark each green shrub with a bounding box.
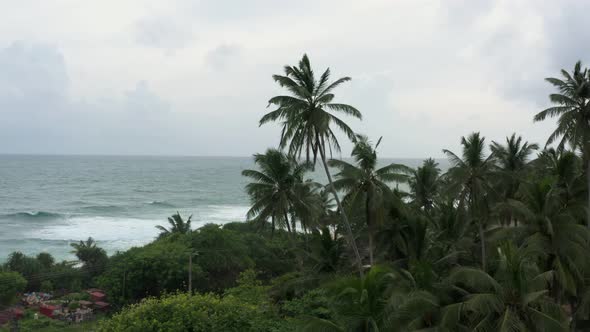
[99,292,290,332]
[40,280,54,293]
[0,271,27,305]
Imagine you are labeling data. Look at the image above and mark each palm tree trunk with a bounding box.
[318,142,364,277]
[284,212,292,234]
[479,221,486,271]
[366,194,374,266]
[271,214,275,239]
[284,211,303,268]
[587,159,590,229]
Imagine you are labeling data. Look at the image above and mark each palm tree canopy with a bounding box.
[242,148,317,231]
[260,54,361,162]
[156,212,192,237]
[534,61,590,152]
[409,158,441,210]
[443,132,495,206]
[446,243,568,331]
[491,133,539,173]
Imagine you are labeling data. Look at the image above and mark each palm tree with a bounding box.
[443,132,495,270]
[490,134,539,225]
[302,266,442,331]
[533,61,590,227]
[533,148,584,207]
[408,158,441,213]
[242,148,310,237]
[70,237,108,273]
[329,135,409,266]
[445,243,568,331]
[260,54,364,275]
[501,178,589,307]
[155,212,192,238]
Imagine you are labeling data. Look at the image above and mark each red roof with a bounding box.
[39,305,59,318]
[90,291,105,297]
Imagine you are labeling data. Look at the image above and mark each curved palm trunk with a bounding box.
[319,142,364,277]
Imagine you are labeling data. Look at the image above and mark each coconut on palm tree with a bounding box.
[533,61,590,227]
[443,132,495,270]
[329,135,409,266]
[260,54,364,275]
[155,212,192,238]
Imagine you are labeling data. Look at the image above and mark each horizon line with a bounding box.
[0,152,448,160]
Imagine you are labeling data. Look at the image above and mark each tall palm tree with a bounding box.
[443,132,495,270]
[533,61,590,227]
[329,135,409,266]
[408,158,441,213]
[242,148,311,237]
[155,212,192,238]
[445,243,568,331]
[490,134,539,225]
[260,54,364,275]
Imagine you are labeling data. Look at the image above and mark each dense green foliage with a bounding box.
[98,292,289,332]
[0,271,26,305]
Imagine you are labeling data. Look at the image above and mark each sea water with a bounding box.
[0,155,446,261]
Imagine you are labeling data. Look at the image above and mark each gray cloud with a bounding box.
[0,1,587,157]
[205,44,241,70]
[135,16,194,50]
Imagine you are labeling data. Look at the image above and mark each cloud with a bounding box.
[205,44,241,70]
[0,1,587,157]
[135,16,194,51]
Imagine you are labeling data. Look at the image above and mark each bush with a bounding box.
[40,280,54,293]
[97,238,197,306]
[0,271,27,305]
[99,293,290,332]
[61,292,91,302]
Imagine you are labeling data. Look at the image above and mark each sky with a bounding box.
[0,0,588,158]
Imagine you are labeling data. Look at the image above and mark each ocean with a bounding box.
[0,155,447,261]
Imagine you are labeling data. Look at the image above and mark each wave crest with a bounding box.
[1,211,64,221]
[147,201,176,208]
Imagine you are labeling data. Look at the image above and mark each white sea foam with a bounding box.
[14,205,250,258]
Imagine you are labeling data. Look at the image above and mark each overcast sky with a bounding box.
[0,0,588,158]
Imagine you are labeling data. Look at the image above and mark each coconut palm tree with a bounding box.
[155,212,192,238]
[445,243,568,331]
[408,158,441,213]
[302,266,442,332]
[260,54,364,275]
[533,61,590,227]
[329,135,409,266]
[500,178,589,306]
[490,134,539,225]
[70,237,108,275]
[533,148,584,207]
[443,132,495,270]
[242,148,312,237]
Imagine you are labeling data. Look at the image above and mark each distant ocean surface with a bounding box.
[0,155,448,261]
